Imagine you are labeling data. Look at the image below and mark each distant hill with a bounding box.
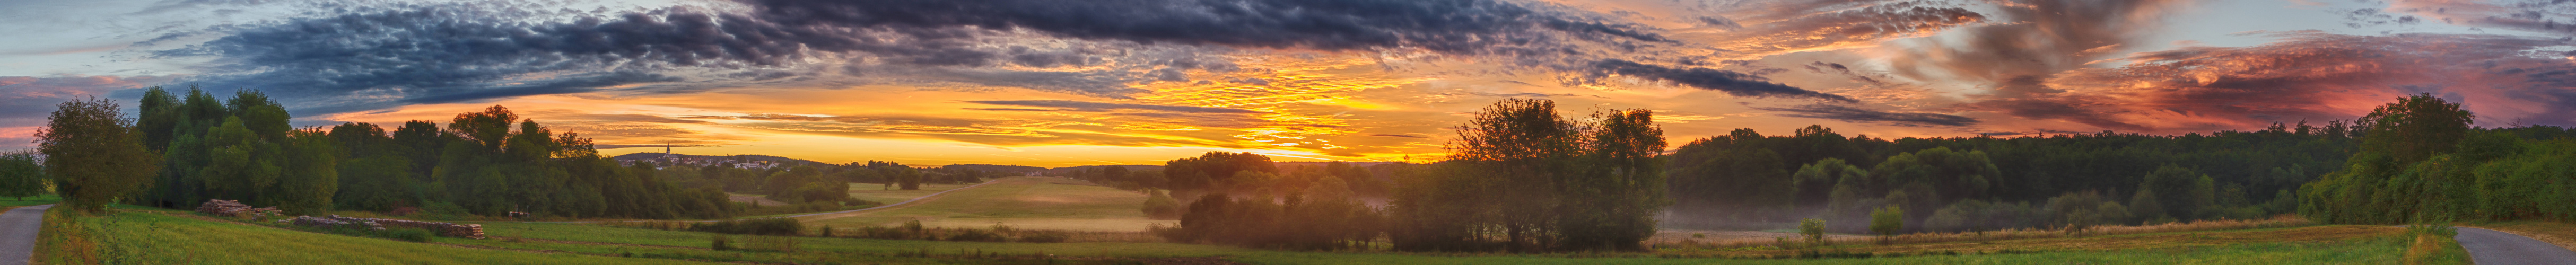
[1044,165,1164,175]
[609,153,828,166]
[942,164,1048,173]
[1275,161,1403,169]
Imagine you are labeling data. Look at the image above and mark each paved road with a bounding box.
[0,205,54,265]
[2457,227,2576,265]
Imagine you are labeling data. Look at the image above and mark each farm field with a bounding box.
[30,198,2432,265]
[799,177,1164,232]
[31,206,709,264]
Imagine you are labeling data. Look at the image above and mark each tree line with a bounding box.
[34,87,755,218]
[2300,94,2576,224]
[1665,117,2356,233]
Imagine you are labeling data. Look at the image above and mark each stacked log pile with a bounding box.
[276,215,487,239]
[196,199,252,217]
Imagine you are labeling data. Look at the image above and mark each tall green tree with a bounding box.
[0,151,45,200]
[38,98,163,213]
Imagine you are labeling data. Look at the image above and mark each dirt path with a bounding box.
[0,205,49,265]
[2456,227,2576,265]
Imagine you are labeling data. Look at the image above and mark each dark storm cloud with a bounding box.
[1748,103,1978,127]
[1583,59,1858,102]
[154,0,1668,114]
[745,0,1670,54]
[965,100,1268,113]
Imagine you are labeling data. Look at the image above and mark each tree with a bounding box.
[39,98,163,213]
[273,130,340,215]
[1870,205,1905,239]
[1798,218,1828,246]
[2358,93,2475,165]
[0,151,45,200]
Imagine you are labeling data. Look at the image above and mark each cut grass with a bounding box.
[802,177,1164,232]
[32,205,713,264]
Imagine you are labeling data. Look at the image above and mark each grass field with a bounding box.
[1,193,60,210]
[800,177,1164,232]
[33,199,2431,264]
[469,220,2415,264]
[846,181,982,203]
[32,206,711,264]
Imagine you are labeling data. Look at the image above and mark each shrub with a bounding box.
[948,228,1006,242]
[688,218,803,235]
[710,234,735,251]
[1020,231,1071,243]
[855,225,914,240]
[1870,205,1905,238]
[1798,218,1828,246]
[1142,190,1182,220]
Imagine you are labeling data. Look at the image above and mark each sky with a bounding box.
[2,0,2573,167]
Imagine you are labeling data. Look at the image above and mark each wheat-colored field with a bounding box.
[801,176,1168,232]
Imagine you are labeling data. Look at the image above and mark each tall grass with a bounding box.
[2399,224,2469,265]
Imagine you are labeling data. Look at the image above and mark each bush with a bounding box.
[947,228,1006,242]
[1019,231,1071,243]
[1142,190,1182,220]
[1798,218,1827,246]
[710,234,734,251]
[1870,205,1905,238]
[385,228,435,242]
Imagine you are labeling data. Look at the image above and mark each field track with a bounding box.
[0,204,53,265]
[2456,227,2576,265]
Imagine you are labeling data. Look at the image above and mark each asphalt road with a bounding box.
[0,205,53,265]
[2456,226,2576,265]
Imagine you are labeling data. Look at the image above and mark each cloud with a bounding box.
[964,100,1267,113]
[2384,0,2576,36]
[1880,0,2192,84]
[144,0,1671,117]
[1371,134,1431,138]
[1582,59,1858,102]
[0,75,170,120]
[1748,103,1978,127]
[744,0,1671,54]
[1975,32,2576,131]
[1699,1,1988,59]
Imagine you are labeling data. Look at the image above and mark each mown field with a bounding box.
[33,199,2450,264]
[31,206,707,264]
[799,177,1163,232]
